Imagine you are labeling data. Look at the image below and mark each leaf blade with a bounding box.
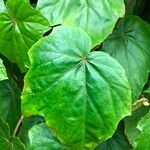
[22,26,131,149]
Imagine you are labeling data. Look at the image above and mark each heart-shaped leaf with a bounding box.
[0,0,50,72]
[102,16,150,101]
[22,26,131,149]
[37,0,125,47]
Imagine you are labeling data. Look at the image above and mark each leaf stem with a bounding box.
[13,115,24,136]
[6,68,23,90]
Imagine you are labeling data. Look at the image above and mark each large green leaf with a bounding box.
[28,123,63,150]
[0,117,25,150]
[95,122,132,150]
[102,15,150,101]
[22,26,131,149]
[0,59,8,81]
[124,105,150,147]
[0,0,50,72]
[36,0,125,47]
[135,112,150,150]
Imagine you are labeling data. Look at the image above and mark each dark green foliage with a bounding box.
[0,0,149,149]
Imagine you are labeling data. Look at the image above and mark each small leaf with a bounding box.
[0,0,50,72]
[102,15,150,101]
[124,105,150,147]
[0,59,8,81]
[95,122,132,150]
[0,117,25,150]
[37,0,125,47]
[28,123,64,150]
[22,26,131,149]
[135,112,150,150]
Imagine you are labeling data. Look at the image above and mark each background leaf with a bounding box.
[0,59,21,134]
[0,117,25,150]
[28,123,64,150]
[102,15,150,101]
[135,112,150,150]
[0,78,21,134]
[37,0,125,47]
[0,0,50,72]
[18,116,45,147]
[0,59,8,81]
[95,122,132,150]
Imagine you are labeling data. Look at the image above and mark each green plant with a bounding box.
[0,0,149,149]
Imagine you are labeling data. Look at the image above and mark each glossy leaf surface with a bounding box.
[37,0,125,47]
[102,16,150,101]
[22,26,131,149]
[0,0,50,72]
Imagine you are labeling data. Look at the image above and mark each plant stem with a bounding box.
[13,115,24,136]
[6,68,23,90]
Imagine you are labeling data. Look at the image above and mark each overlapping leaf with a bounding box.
[135,112,150,150]
[18,116,45,147]
[22,26,131,149]
[37,0,125,47]
[124,105,150,147]
[0,78,21,134]
[28,123,63,150]
[102,16,150,101]
[0,0,50,72]
[0,117,25,150]
[0,59,21,134]
[95,122,132,150]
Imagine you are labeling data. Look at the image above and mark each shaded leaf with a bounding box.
[0,78,21,134]
[102,15,150,101]
[0,117,25,150]
[0,59,8,81]
[18,116,45,147]
[124,0,147,14]
[95,122,132,150]
[0,0,50,72]
[28,123,64,150]
[135,112,150,150]
[37,0,125,47]
[22,26,131,149]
